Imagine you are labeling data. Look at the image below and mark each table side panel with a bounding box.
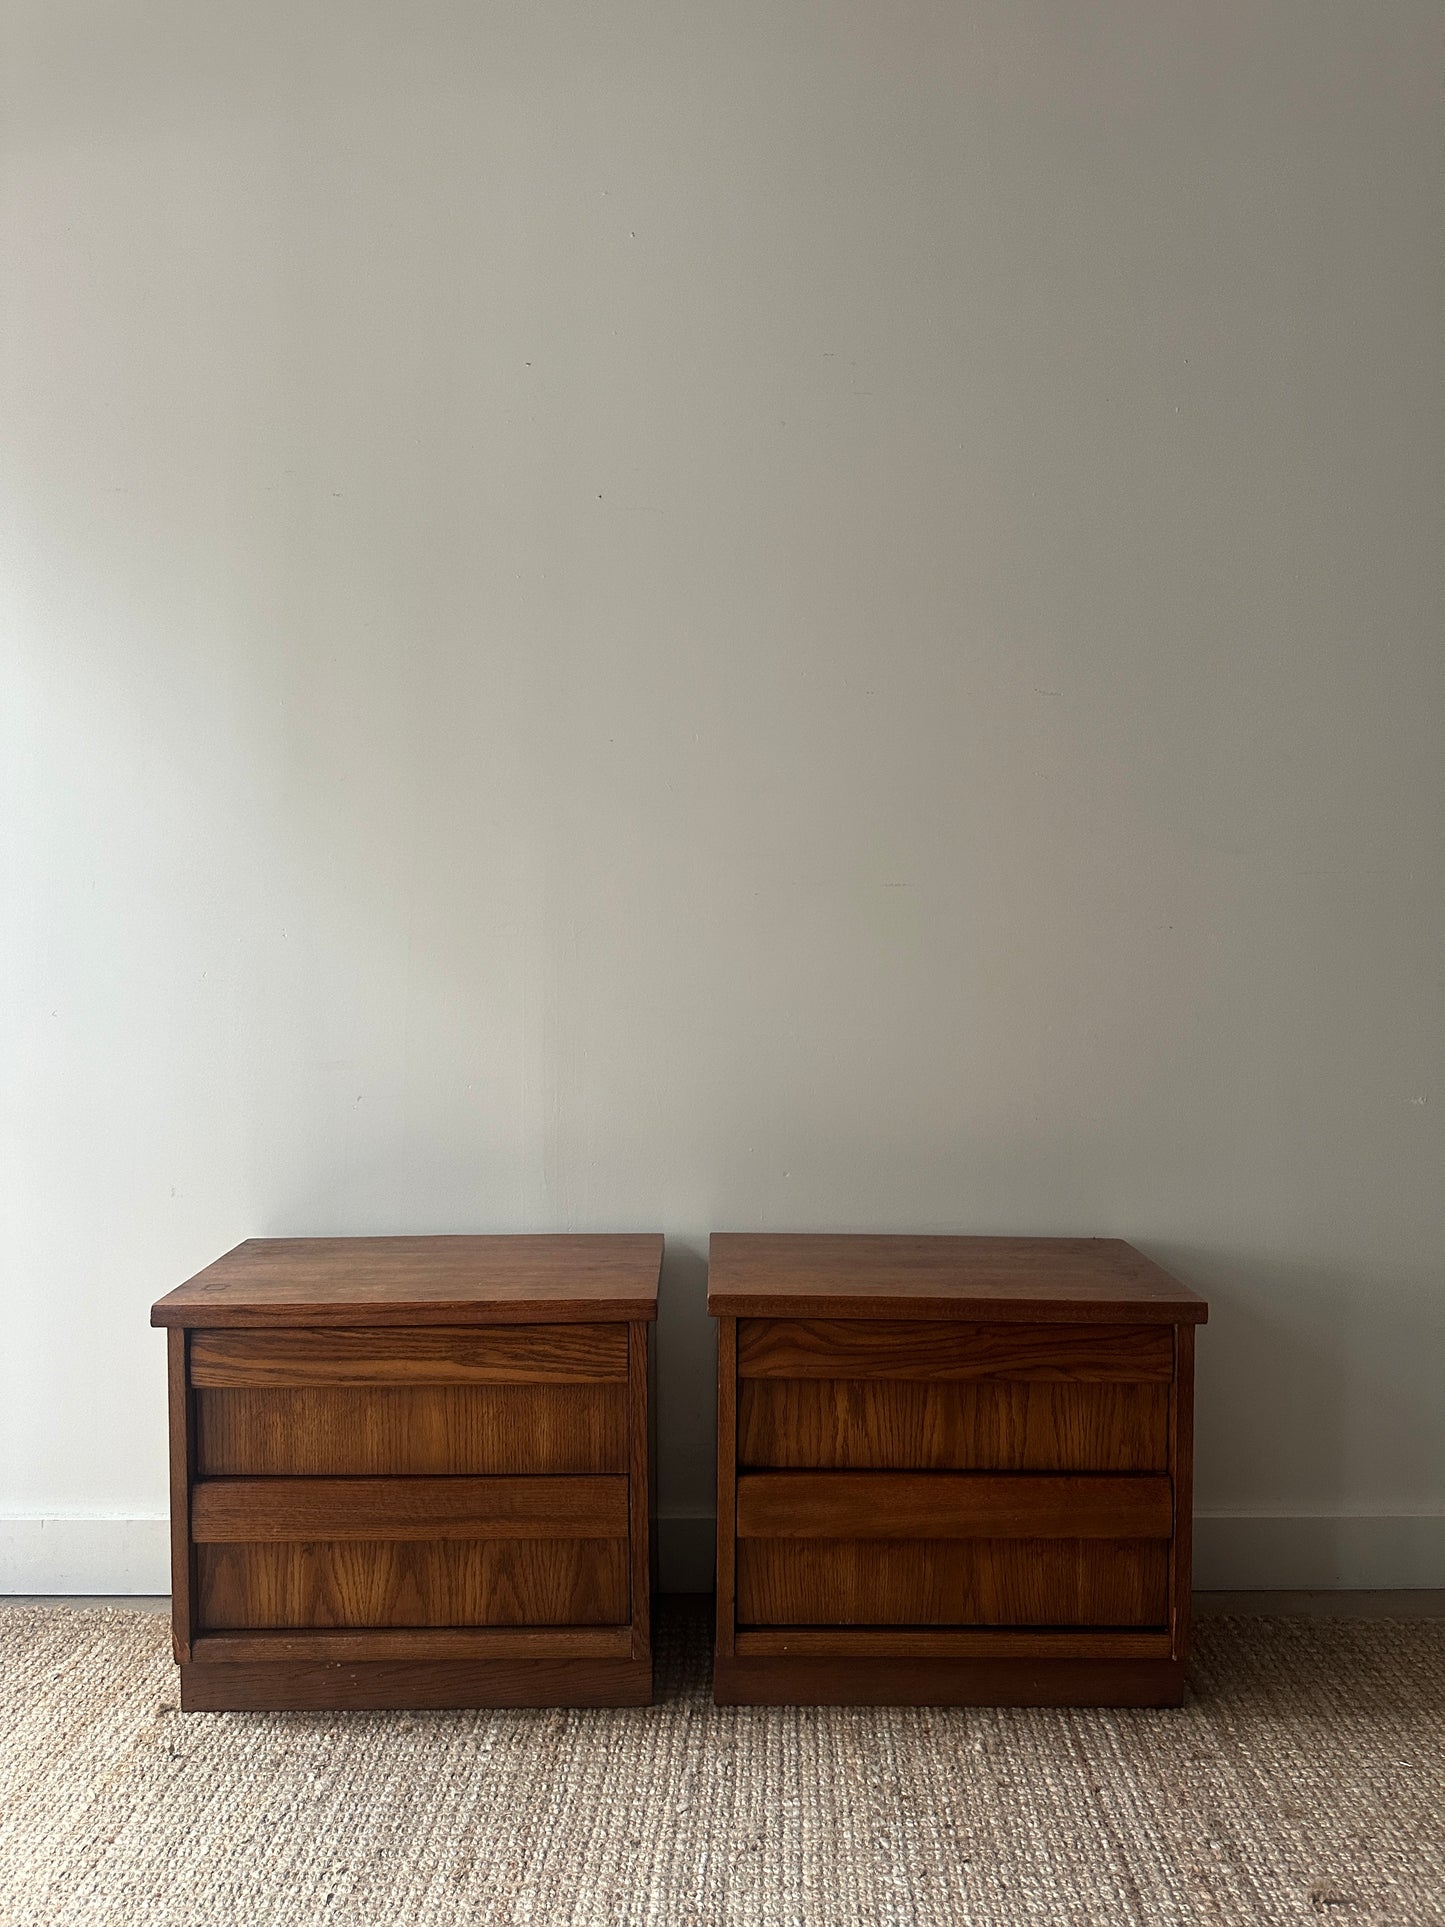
[1171,1323,1195,1664]
[167,1330,194,1663]
[715,1317,738,1659]
[628,1320,652,1660]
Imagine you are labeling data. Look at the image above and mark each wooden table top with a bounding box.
[151,1235,664,1327]
[706,1234,1207,1323]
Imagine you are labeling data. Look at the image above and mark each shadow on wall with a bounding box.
[1157,1242,1439,1577]
[653,1240,716,1581]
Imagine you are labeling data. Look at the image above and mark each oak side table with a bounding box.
[151,1234,660,1710]
[709,1234,1207,1707]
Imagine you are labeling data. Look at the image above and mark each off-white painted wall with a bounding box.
[3,1,1442,1591]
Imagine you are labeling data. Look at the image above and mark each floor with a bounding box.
[2,1597,1442,1926]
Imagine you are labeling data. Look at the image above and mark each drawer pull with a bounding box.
[736,1472,1173,1541]
[739,1320,1172,1381]
[191,1324,627,1386]
[191,1475,629,1542]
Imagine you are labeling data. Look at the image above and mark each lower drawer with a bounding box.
[197,1538,628,1629]
[737,1538,1169,1627]
[734,1470,1172,1629]
[190,1474,631,1630]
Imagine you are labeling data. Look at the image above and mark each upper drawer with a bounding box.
[737,1319,1171,1473]
[739,1378,1168,1472]
[194,1384,625,1476]
[190,1324,627,1386]
[738,1319,1172,1381]
[190,1324,628,1476]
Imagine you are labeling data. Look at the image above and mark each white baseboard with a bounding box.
[1,1517,170,1593]
[4,1512,1441,1597]
[1192,1513,1445,1589]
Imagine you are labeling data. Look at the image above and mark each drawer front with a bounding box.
[192,1474,629,1630]
[738,1319,1173,1381]
[739,1379,1168,1472]
[737,1320,1169,1474]
[735,1471,1171,1628]
[197,1540,628,1629]
[190,1324,627,1475]
[737,1538,1169,1628]
[194,1385,624,1475]
[191,1475,629,1542]
[737,1471,1172,1541]
[190,1324,628,1386]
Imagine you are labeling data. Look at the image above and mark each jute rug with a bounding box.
[1,1605,1440,1926]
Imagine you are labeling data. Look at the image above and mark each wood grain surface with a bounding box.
[196,1537,629,1629]
[152,1234,663,1327]
[715,1317,738,1660]
[190,1476,628,1543]
[190,1324,628,1386]
[735,1472,1173,1541]
[738,1379,1169,1472]
[180,1655,653,1711]
[191,1626,632,1662]
[166,1330,194,1664]
[161,1248,659,1707]
[628,1321,651,1661]
[736,1537,1169,1627]
[708,1235,1207,1323]
[710,1242,1203,1706]
[194,1384,625,1476]
[1170,1323,1196,1665]
[733,1627,1173,1659]
[738,1319,1172,1380]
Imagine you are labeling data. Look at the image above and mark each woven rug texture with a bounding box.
[0,1604,1441,1926]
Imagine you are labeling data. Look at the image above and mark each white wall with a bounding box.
[2,1,1441,1592]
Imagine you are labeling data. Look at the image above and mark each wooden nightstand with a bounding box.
[709,1234,1206,1707]
[151,1235,660,1710]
